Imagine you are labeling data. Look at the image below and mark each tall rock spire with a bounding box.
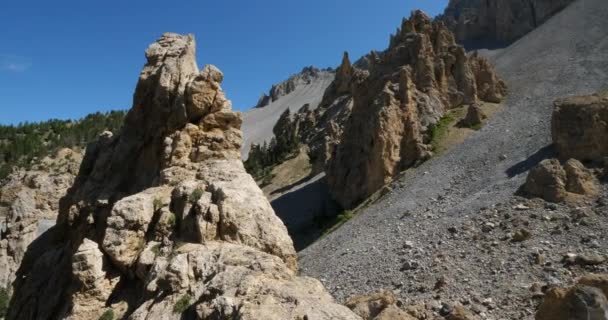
[8,33,359,320]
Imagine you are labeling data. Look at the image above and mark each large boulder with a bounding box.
[459,104,487,128]
[102,187,170,271]
[7,33,359,320]
[552,92,608,162]
[345,290,415,320]
[131,243,359,320]
[536,274,608,320]
[523,158,599,203]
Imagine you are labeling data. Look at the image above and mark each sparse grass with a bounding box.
[321,210,355,236]
[260,173,276,187]
[98,309,114,320]
[167,213,177,228]
[428,113,456,153]
[151,243,162,256]
[153,198,163,212]
[469,123,483,131]
[0,287,9,318]
[173,294,192,314]
[189,188,204,204]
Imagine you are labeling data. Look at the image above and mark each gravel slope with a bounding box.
[241,72,334,158]
[300,0,608,316]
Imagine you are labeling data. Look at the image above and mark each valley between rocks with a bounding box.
[300,0,608,318]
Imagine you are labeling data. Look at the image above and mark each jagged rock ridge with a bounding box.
[323,11,507,208]
[254,66,333,109]
[438,0,576,47]
[7,33,359,320]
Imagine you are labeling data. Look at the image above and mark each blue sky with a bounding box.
[0,0,448,125]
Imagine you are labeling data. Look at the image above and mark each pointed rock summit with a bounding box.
[7,33,359,320]
[325,11,507,208]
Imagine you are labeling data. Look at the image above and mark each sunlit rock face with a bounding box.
[7,33,360,320]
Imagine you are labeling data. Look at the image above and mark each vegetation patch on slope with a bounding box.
[261,146,313,197]
[429,103,502,155]
[0,110,126,180]
[244,109,300,179]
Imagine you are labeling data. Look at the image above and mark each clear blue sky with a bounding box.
[0,0,447,125]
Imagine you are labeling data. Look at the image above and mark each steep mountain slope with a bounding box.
[301,0,608,317]
[439,0,576,48]
[241,68,334,158]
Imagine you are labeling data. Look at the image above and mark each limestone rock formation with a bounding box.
[0,148,82,289]
[552,92,608,163]
[459,104,486,128]
[523,158,599,203]
[536,274,608,320]
[296,52,356,175]
[523,92,607,203]
[325,11,506,208]
[7,33,360,320]
[439,0,576,46]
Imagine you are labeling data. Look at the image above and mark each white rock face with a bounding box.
[69,239,120,320]
[102,187,170,270]
[7,33,359,320]
[130,243,360,320]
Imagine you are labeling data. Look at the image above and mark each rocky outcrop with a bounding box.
[7,33,360,320]
[295,52,356,175]
[552,92,608,163]
[0,148,82,289]
[523,158,599,203]
[345,291,414,320]
[536,274,608,320]
[439,0,576,47]
[523,92,607,203]
[325,11,506,208]
[458,104,486,128]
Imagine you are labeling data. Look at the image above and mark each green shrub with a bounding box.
[429,113,455,152]
[320,210,355,236]
[173,294,192,314]
[98,309,114,320]
[469,123,482,131]
[0,287,9,318]
[151,243,162,256]
[167,213,177,227]
[189,188,204,204]
[153,198,163,211]
[0,110,127,180]
[244,109,300,179]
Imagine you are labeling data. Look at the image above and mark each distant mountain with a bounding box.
[241,67,335,158]
[252,66,334,109]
